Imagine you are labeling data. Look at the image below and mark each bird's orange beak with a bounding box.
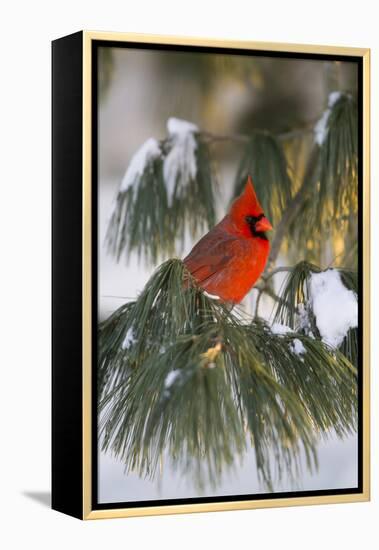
[255,216,273,233]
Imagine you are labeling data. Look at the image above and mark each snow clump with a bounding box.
[163,117,199,206]
[309,269,357,348]
[314,91,342,145]
[120,138,161,192]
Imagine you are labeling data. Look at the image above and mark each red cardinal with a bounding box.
[183,175,273,304]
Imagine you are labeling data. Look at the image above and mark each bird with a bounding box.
[183,175,273,304]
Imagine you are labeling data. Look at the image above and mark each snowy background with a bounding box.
[97,46,358,503]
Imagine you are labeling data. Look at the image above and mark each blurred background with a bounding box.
[97,45,358,503]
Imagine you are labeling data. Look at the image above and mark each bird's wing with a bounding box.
[183,231,247,284]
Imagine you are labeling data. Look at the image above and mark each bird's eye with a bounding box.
[245,216,254,223]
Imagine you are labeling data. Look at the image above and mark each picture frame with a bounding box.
[52,30,370,520]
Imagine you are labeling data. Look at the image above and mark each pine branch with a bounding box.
[318,94,358,221]
[254,276,292,318]
[233,132,293,227]
[105,92,357,268]
[106,131,217,265]
[272,261,358,367]
[261,266,293,281]
[99,259,357,489]
[284,93,358,266]
[267,146,320,268]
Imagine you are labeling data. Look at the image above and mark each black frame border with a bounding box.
[52,31,84,519]
[90,39,364,512]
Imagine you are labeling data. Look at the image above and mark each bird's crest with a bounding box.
[230,175,264,221]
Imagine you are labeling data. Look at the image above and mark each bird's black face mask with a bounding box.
[245,214,269,240]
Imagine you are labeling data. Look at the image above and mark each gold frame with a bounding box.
[82,31,370,520]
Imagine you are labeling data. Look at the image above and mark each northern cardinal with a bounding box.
[183,176,273,304]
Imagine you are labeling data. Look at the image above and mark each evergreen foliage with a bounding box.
[105,91,358,269]
[105,155,169,263]
[106,134,217,264]
[233,132,292,226]
[99,260,357,488]
[318,94,358,222]
[273,261,358,367]
[286,93,358,266]
[100,79,359,489]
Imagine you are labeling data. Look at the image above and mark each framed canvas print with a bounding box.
[52,31,370,520]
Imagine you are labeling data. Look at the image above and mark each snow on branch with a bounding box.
[314,91,342,145]
[270,322,294,336]
[106,117,216,264]
[163,117,199,206]
[309,269,358,348]
[119,138,161,192]
[272,261,358,365]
